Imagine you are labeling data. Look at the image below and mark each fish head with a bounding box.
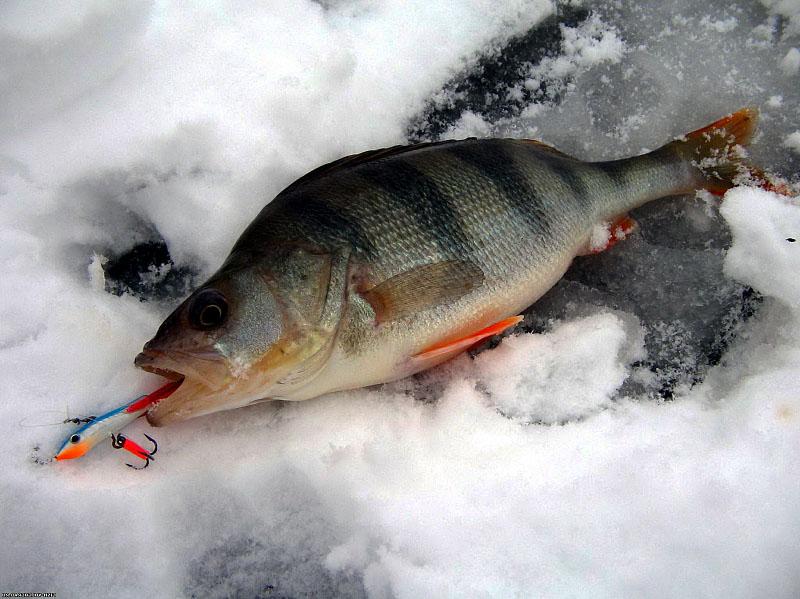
[136,248,343,425]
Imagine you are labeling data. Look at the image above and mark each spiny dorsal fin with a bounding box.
[516,138,577,160]
[280,137,577,198]
[279,139,476,197]
[360,259,484,324]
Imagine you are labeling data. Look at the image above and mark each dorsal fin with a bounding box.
[516,138,577,160]
[279,136,576,197]
[278,138,477,197]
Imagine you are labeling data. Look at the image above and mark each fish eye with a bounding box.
[70,435,81,444]
[189,289,229,330]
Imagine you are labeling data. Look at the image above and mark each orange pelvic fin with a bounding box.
[412,315,523,363]
[584,215,638,255]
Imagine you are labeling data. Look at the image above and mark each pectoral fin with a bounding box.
[360,260,484,323]
[412,315,523,363]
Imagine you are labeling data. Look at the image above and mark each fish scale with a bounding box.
[135,109,762,425]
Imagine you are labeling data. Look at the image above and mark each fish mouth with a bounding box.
[134,362,186,383]
[134,350,187,383]
[134,348,227,387]
[134,348,232,426]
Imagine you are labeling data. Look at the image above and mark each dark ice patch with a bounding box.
[407,4,589,141]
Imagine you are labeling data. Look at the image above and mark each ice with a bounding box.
[2,1,800,597]
[761,0,800,36]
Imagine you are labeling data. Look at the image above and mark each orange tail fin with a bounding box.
[666,107,793,196]
[685,108,758,146]
[668,108,759,196]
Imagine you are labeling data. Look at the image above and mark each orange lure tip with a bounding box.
[54,441,90,461]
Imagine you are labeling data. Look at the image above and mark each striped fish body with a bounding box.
[246,140,689,394]
[137,110,758,424]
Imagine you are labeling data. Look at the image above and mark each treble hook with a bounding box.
[110,433,158,469]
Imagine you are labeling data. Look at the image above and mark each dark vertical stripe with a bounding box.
[285,197,377,256]
[540,153,591,202]
[446,140,551,234]
[593,159,629,190]
[354,158,472,255]
[236,193,378,258]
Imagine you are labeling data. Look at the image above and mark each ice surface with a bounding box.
[2,1,800,597]
[761,0,800,36]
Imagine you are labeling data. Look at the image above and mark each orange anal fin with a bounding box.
[745,166,798,197]
[412,315,523,363]
[705,185,728,198]
[584,216,638,255]
[763,181,797,197]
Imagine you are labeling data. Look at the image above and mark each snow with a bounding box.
[786,130,800,154]
[700,15,739,33]
[521,14,625,104]
[2,1,800,597]
[721,188,800,306]
[473,312,646,423]
[588,221,612,252]
[780,46,800,75]
[768,94,784,106]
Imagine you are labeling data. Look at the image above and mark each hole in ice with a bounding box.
[103,239,198,302]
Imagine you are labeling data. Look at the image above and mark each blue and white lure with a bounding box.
[53,380,180,468]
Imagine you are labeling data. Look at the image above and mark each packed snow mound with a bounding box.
[474,312,645,423]
[722,188,800,307]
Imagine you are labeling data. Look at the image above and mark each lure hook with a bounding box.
[110,432,157,470]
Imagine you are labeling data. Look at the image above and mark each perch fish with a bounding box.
[136,108,762,425]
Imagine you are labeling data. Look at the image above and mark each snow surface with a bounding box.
[786,130,800,154]
[2,1,800,597]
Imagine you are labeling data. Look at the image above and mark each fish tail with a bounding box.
[665,107,782,195]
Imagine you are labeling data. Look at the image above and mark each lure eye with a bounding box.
[70,434,81,444]
[189,289,229,330]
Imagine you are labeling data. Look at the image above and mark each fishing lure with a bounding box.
[54,380,179,464]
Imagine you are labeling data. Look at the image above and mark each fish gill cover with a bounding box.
[1,0,800,597]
